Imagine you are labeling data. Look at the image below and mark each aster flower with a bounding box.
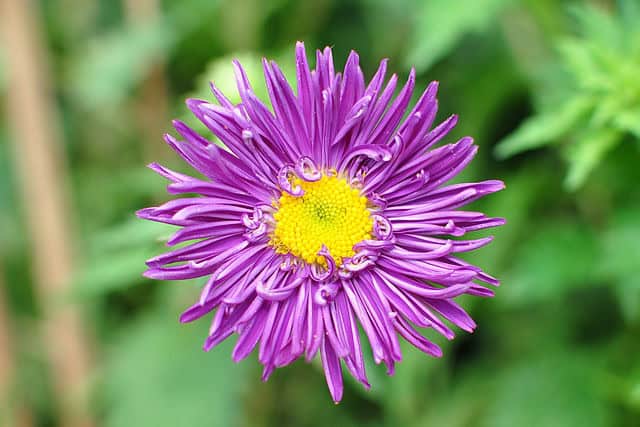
[138,42,505,402]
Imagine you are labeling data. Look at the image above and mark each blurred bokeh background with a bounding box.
[1,0,639,426]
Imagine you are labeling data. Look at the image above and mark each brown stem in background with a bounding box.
[124,0,171,162]
[0,265,32,427]
[0,0,95,426]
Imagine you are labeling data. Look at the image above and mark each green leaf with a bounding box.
[191,50,296,106]
[501,220,599,305]
[381,340,449,424]
[483,351,610,427]
[177,52,265,136]
[614,278,640,326]
[613,108,640,138]
[569,3,622,50]
[66,0,221,110]
[416,348,611,427]
[342,330,450,422]
[600,207,640,279]
[188,53,266,105]
[600,206,640,324]
[618,0,640,31]
[564,127,620,190]
[405,0,513,72]
[102,289,249,427]
[72,220,173,296]
[67,22,174,110]
[630,380,640,412]
[556,39,613,92]
[445,40,523,143]
[176,49,296,138]
[495,95,593,158]
[72,245,156,296]
[461,162,558,276]
[89,219,174,255]
[415,367,492,427]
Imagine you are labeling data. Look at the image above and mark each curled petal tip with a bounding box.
[162,133,176,145]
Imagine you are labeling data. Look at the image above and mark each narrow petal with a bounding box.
[321,338,344,403]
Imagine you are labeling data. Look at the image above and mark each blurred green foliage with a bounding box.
[406,0,514,72]
[1,0,639,426]
[496,0,640,189]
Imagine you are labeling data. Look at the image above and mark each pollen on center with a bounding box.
[271,174,373,265]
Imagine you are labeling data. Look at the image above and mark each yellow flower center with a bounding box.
[271,175,373,265]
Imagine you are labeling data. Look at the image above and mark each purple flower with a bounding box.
[138,42,505,402]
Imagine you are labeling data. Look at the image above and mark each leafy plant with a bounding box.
[3,1,640,426]
[101,288,249,427]
[496,1,640,190]
[405,0,513,72]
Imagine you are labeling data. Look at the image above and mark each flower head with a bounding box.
[138,42,505,402]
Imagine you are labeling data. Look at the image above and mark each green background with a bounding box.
[1,0,639,426]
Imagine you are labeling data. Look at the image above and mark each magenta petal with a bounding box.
[321,338,344,403]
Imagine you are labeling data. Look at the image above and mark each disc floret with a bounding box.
[271,174,373,265]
